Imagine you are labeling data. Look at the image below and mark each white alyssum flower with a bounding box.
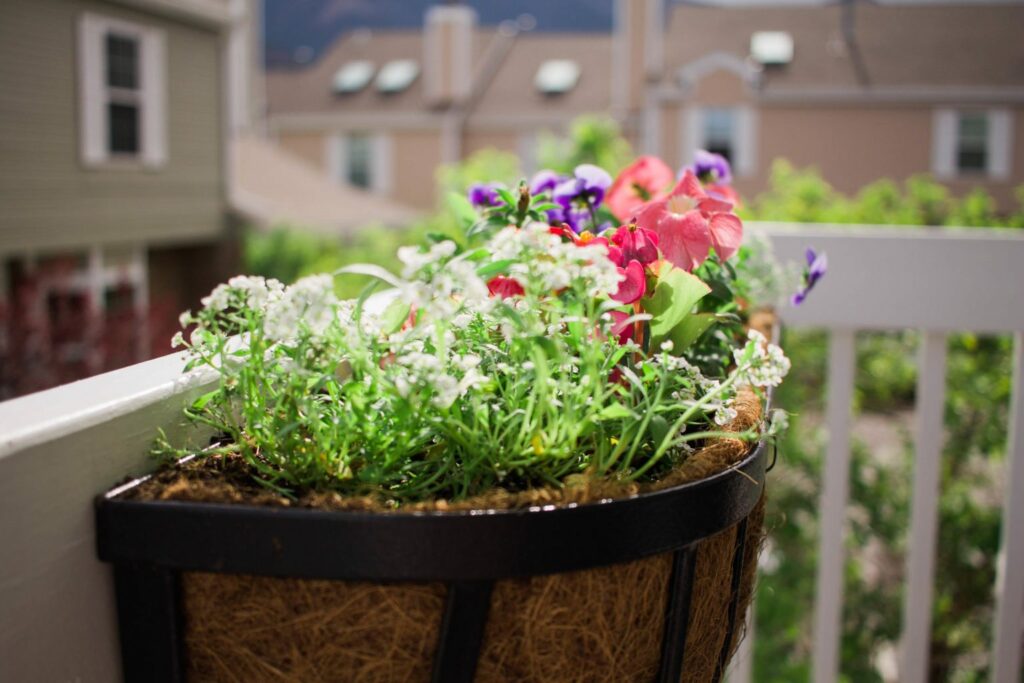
[397,241,457,278]
[734,330,791,388]
[264,274,340,343]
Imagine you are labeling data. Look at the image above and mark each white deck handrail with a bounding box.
[732,224,1024,683]
[1,224,1022,682]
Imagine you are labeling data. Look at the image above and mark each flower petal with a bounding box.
[652,210,711,272]
[611,260,647,304]
[708,212,744,262]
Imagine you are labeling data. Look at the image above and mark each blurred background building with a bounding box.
[266,0,1023,209]
[1,0,1022,394]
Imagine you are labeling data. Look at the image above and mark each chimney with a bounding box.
[423,4,476,108]
[612,0,664,114]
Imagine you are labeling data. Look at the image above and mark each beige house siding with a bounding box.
[756,104,1022,206]
[276,131,329,172]
[391,129,443,209]
[0,0,226,256]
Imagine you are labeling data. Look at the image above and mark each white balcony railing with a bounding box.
[1,224,1022,682]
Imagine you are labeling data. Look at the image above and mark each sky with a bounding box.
[263,0,615,68]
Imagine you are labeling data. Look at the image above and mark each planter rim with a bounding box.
[96,440,767,581]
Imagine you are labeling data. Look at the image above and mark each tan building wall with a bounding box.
[391,129,444,209]
[0,0,226,256]
[276,131,328,171]
[756,104,1022,207]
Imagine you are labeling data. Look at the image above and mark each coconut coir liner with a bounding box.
[133,390,766,682]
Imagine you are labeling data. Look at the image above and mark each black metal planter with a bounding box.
[96,441,767,683]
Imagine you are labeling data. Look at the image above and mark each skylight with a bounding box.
[535,60,580,95]
[376,59,420,94]
[750,32,794,66]
[332,60,375,94]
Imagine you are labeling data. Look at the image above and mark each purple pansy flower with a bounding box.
[792,248,827,306]
[545,205,591,233]
[687,150,732,186]
[553,164,613,210]
[529,170,564,196]
[468,183,502,208]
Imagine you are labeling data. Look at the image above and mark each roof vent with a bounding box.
[333,60,375,94]
[376,59,420,94]
[750,31,793,66]
[535,60,580,95]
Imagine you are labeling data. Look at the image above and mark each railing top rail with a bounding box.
[0,353,212,460]
[752,223,1024,334]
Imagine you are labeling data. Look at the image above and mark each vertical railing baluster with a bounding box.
[812,329,856,683]
[992,332,1024,683]
[901,330,948,682]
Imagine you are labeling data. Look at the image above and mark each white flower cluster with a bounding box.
[201,275,285,312]
[734,330,791,388]
[491,224,623,297]
[392,349,489,409]
[263,274,343,344]
[397,241,457,279]
[397,242,492,324]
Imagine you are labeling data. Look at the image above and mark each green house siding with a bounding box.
[0,0,225,255]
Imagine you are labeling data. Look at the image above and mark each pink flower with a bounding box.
[487,276,524,299]
[635,170,743,271]
[609,223,659,266]
[610,260,646,304]
[606,156,675,222]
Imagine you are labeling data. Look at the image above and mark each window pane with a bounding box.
[346,134,372,188]
[108,103,140,154]
[106,33,139,90]
[956,113,988,173]
[957,114,988,143]
[703,109,736,163]
[957,149,987,172]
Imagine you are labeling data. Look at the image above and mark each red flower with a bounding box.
[607,310,636,345]
[610,260,647,304]
[487,276,524,299]
[606,156,674,222]
[635,170,742,271]
[609,223,659,266]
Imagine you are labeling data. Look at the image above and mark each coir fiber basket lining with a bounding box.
[96,390,768,683]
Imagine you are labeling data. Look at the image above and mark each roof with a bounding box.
[266,1,1024,120]
[266,28,612,119]
[230,135,421,235]
[665,3,1024,91]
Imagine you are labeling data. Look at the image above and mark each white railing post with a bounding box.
[901,330,948,682]
[992,332,1024,683]
[812,329,857,683]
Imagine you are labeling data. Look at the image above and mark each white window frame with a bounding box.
[932,108,1013,180]
[327,133,392,195]
[681,105,757,178]
[78,12,167,169]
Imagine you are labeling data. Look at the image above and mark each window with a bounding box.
[750,32,793,66]
[345,134,372,189]
[932,109,1013,179]
[535,60,580,95]
[702,108,737,164]
[956,114,988,174]
[684,106,756,178]
[375,60,420,94]
[333,60,375,94]
[329,134,391,194]
[79,13,166,167]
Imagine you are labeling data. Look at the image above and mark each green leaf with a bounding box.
[190,389,219,411]
[597,403,635,421]
[659,313,717,354]
[494,187,516,207]
[476,259,516,279]
[647,414,669,445]
[335,264,403,288]
[644,266,711,342]
[378,297,411,335]
[447,191,478,229]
